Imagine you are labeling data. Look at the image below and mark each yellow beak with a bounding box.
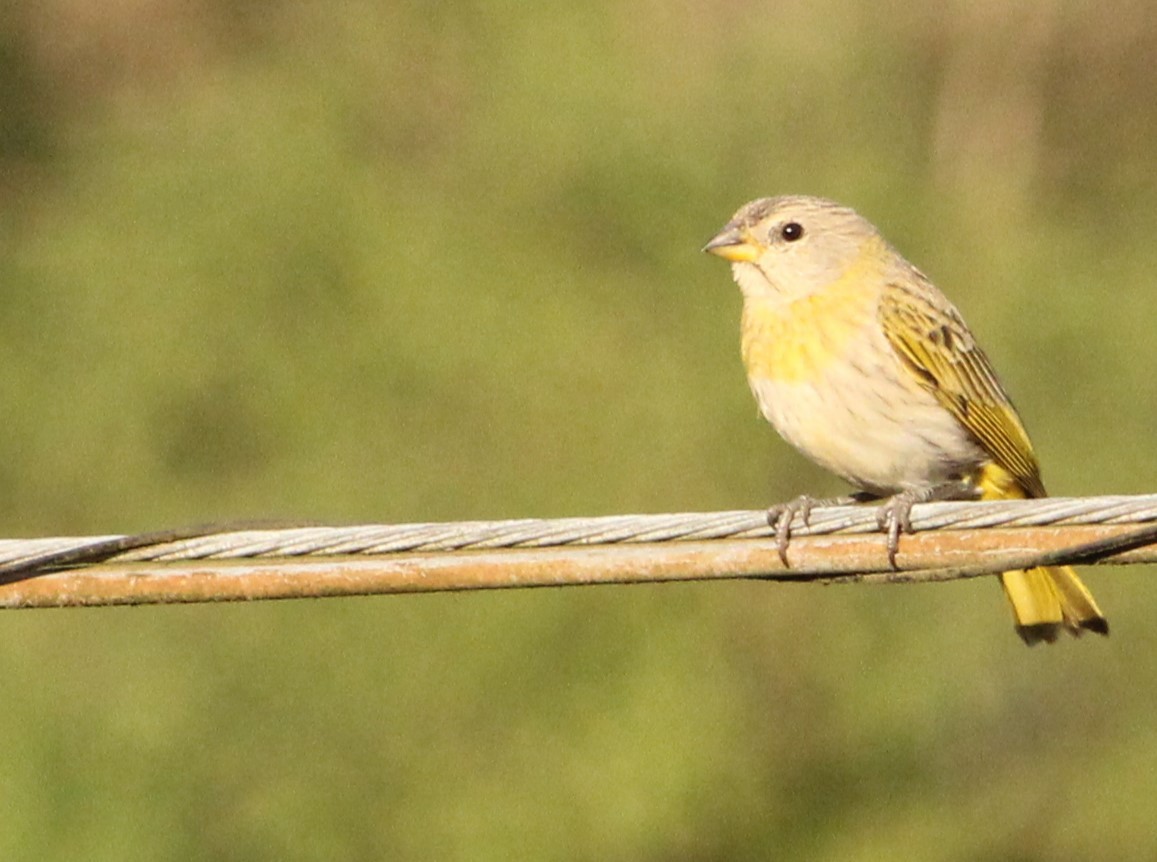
[702,225,761,263]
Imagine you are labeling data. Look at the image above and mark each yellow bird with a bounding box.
[704,195,1107,644]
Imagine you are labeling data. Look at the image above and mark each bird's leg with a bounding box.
[768,492,874,566]
[876,481,978,568]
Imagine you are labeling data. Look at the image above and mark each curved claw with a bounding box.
[876,494,916,568]
[875,481,977,569]
[766,495,818,567]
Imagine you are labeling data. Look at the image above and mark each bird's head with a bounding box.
[704,195,891,302]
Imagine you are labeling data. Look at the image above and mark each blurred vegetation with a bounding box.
[0,0,1156,859]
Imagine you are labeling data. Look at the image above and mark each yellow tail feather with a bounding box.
[977,463,1108,644]
[1000,566,1109,645]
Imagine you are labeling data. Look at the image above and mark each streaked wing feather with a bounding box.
[880,279,1046,497]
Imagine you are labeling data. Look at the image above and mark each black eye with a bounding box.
[780,222,804,242]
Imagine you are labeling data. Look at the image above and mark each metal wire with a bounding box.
[0,494,1152,609]
[0,494,1154,570]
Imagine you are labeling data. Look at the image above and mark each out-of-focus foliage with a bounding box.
[1,1,1156,859]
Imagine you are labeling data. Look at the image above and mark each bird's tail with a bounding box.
[976,462,1108,644]
[999,566,1109,645]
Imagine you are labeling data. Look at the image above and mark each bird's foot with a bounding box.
[767,494,863,567]
[876,482,977,568]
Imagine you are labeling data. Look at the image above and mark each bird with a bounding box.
[703,194,1107,645]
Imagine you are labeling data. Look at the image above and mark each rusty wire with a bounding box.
[0,494,1154,608]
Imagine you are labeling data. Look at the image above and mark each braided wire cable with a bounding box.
[0,494,1153,569]
[0,495,1152,609]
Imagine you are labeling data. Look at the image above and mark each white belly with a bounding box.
[747,330,985,495]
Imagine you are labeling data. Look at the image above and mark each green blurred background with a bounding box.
[1,0,1156,859]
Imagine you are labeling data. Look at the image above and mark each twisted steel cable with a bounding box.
[0,495,1153,608]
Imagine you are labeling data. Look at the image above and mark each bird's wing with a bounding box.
[879,278,1046,497]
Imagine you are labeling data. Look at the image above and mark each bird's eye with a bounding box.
[780,222,804,242]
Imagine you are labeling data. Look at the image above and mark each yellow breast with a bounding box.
[741,268,881,384]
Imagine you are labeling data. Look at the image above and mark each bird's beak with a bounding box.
[702,224,761,263]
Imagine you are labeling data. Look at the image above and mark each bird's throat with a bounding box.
[741,269,881,383]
